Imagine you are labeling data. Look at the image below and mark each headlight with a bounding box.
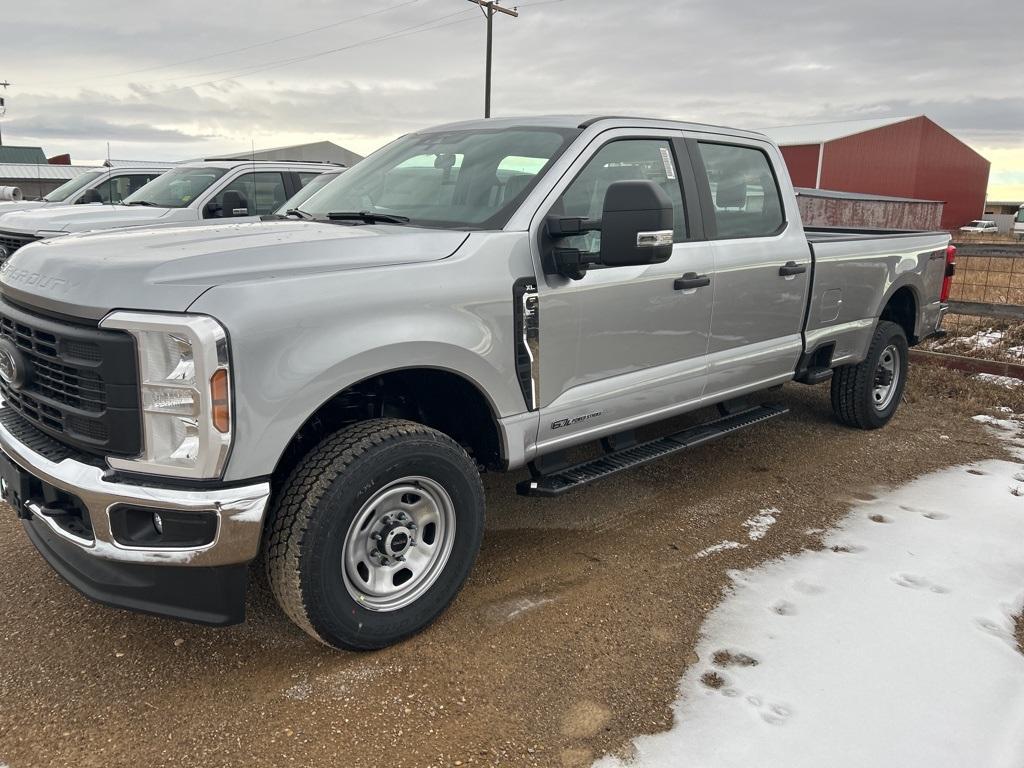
[99,312,231,479]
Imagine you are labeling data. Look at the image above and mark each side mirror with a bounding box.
[598,180,674,267]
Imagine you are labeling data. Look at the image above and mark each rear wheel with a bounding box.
[830,320,909,430]
[264,418,485,650]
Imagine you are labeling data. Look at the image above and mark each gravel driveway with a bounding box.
[0,371,1014,768]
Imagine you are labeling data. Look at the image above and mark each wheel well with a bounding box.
[272,369,502,487]
[880,287,918,344]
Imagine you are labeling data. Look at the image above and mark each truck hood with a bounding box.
[0,200,47,216]
[0,203,174,234]
[0,219,468,320]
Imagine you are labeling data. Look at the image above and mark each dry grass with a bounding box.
[907,361,1024,415]
[922,316,1024,365]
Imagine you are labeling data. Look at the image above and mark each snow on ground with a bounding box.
[975,373,1024,389]
[695,510,781,558]
[598,420,1024,768]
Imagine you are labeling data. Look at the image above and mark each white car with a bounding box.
[959,219,999,233]
[0,164,171,215]
[0,159,338,260]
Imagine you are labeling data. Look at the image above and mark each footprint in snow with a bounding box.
[975,617,1016,645]
[1013,471,1024,483]
[770,600,798,616]
[745,695,793,726]
[791,580,825,595]
[831,543,867,554]
[869,514,891,524]
[891,572,950,594]
[712,650,759,668]
[921,511,950,520]
[966,468,987,476]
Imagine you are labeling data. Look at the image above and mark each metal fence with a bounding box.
[925,243,1024,367]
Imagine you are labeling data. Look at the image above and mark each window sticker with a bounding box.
[659,147,676,180]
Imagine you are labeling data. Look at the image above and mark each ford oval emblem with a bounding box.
[0,339,27,390]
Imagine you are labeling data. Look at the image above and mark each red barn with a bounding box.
[763,116,990,230]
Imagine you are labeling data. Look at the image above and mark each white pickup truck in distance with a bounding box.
[0,159,339,260]
[0,115,955,650]
[0,164,171,219]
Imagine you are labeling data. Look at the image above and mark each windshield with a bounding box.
[275,171,343,214]
[123,166,228,208]
[42,170,106,202]
[1016,208,1024,224]
[297,127,581,229]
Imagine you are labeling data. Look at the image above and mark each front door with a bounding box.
[532,131,715,452]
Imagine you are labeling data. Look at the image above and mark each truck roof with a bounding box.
[192,158,344,170]
[419,114,770,142]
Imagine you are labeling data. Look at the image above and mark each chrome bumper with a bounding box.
[0,411,270,567]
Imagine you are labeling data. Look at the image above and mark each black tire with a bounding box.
[830,320,909,430]
[264,418,485,650]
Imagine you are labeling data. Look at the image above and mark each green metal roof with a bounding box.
[0,146,47,164]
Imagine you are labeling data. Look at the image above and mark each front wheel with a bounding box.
[264,418,485,650]
[830,320,909,430]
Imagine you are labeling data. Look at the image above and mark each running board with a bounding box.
[516,403,789,497]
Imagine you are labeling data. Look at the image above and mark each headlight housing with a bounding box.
[99,312,232,479]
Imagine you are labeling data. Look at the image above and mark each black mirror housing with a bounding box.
[599,180,674,267]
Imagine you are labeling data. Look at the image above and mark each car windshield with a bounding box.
[297,126,581,229]
[41,170,106,202]
[275,171,343,214]
[123,166,228,209]
[1017,208,1024,224]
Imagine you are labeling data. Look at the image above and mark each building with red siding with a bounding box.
[763,116,990,230]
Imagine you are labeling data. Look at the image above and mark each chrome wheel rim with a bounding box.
[872,344,900,411]
[342,476,456,612]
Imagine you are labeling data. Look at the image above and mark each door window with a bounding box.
[207,172,288,217]
[697,142,785,238]
[553,139,688,255]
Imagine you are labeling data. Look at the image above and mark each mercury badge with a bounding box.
[0,338,27,389]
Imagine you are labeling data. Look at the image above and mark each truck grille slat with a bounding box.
[0,231,41,259]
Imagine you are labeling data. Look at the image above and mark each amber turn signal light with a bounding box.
[210,368,230,433]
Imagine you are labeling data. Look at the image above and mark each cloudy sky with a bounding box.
[2,0,1022,198]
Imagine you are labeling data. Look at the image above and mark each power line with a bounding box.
[160,8,481,92]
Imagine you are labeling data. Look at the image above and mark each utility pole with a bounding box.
[466,1,518,118]
[0,81,9,147]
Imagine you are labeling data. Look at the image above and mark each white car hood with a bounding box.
[0,203,175,234]
[0,219,469,320]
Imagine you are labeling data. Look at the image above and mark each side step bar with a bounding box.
[516,403,789,497]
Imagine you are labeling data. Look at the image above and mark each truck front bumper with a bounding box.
[0,408,270,625]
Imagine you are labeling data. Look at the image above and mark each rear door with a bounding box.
[531,129,715,452]
[686,135,811,399]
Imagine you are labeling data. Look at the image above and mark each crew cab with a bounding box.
[0,159,338,260]
[0,163,170,217]
[0,116,953,650]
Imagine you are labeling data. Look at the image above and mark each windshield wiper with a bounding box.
[125,200,158,207]
[283,208,315,220]
[327,211,410,225]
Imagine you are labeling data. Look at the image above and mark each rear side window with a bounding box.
[697,142,784,239]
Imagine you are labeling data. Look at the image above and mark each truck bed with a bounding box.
[802,226,950,368]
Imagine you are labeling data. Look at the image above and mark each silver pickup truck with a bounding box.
[0,116,955,650]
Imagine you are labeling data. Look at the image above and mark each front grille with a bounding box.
[0,296,141,456]
[0,231,41,261]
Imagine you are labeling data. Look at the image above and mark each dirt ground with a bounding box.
[0,366,1018,768]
